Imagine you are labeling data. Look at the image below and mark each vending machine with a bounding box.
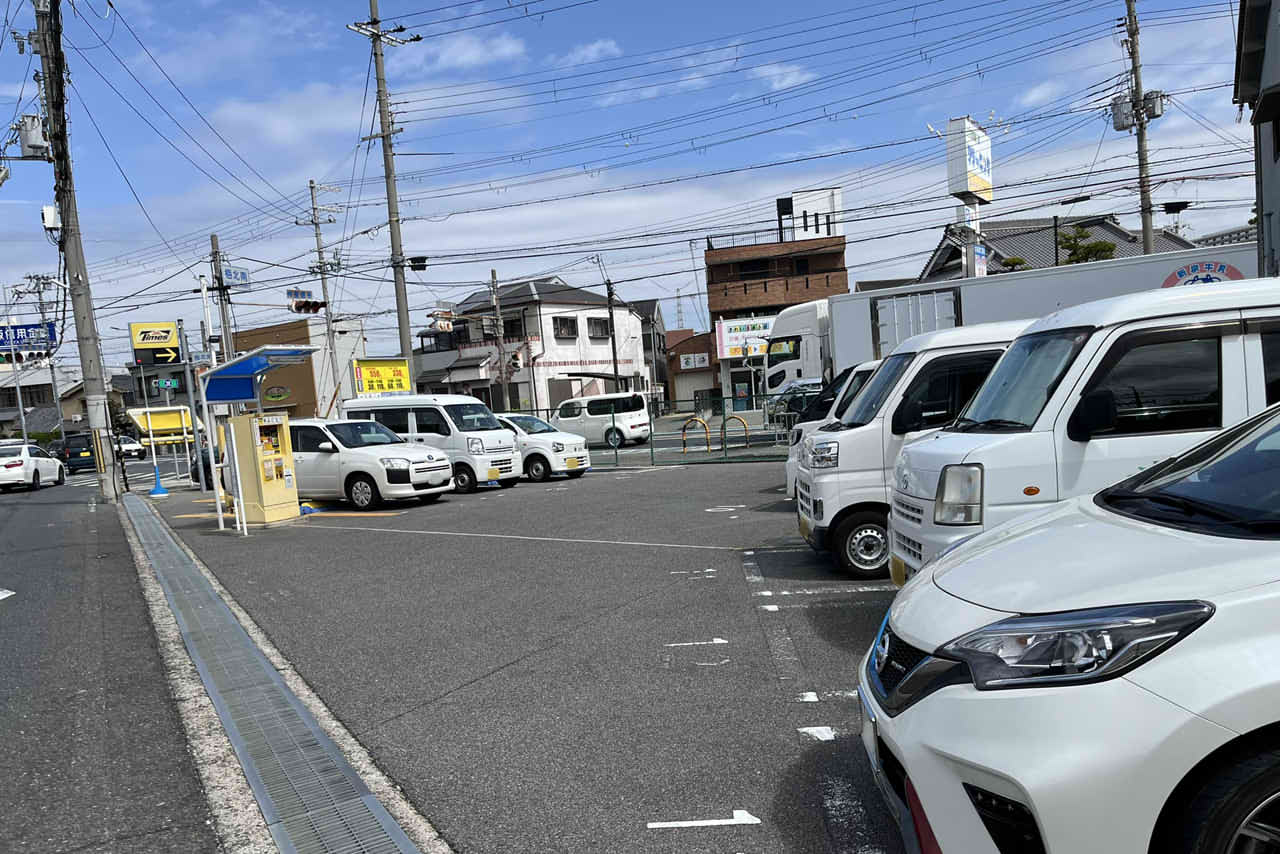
[228,413,299,525]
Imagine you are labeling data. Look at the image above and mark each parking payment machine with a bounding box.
[228,412,299,525]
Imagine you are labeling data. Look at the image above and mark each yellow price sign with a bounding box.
[353,358,412,397]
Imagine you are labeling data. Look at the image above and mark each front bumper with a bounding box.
[477,451,521,483]
[551,451,591,473]
[857,638,1234,854]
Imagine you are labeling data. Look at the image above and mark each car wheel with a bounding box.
[566,471,585,479]
[55,466,65,486]
[832,511,889,579]
[346,474,381,510]
[418,493,442,504]
[604,428,624,449]
[30,470,40,491]
[1171,750,1280,854]
[526,456,550,482]
[498,478,518,489]
[453,464,477,494]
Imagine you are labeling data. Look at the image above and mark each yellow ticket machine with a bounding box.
[228,413,300,525]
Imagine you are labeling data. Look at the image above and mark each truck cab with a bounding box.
[764,299,830,393]
[888,279,1280,586]
[793,320,1031,577]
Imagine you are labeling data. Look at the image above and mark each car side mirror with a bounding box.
[1068,388,1117,442]
[892,399,924,435]
[317,441,336,453]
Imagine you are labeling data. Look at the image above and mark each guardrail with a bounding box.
[720,415,749,450]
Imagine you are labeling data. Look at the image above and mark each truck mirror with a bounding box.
[1068,388,1117,442]
[892,399,924,435]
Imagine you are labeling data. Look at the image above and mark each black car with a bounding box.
[56,433,97,472]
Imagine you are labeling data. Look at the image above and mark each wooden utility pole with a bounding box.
[606,279,621,391]
[301,180,344,413]
[489,269,508,411]
[210,234,235,363]
[33,0,118,500]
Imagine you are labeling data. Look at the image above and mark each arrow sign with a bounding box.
[155,348,179,363]
[647,810,761,829]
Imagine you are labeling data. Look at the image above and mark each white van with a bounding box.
[785,359,880,497]
[794,320,1032,577]
[889,278,1280,585]
[550,392,651,448]
[341,394,521,493]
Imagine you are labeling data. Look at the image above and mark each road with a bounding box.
[0,475,219,853]
[154,461,904,853]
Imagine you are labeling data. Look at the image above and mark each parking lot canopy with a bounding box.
[201,345,319,404]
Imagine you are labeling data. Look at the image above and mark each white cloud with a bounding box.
[549,38,622,68]
[1016,81,1065,109]
[749,63,818,93]
[209,82,366,149]
[390,32,526,78]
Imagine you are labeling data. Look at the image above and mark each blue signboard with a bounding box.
[223,265,251,289]
[0,322,57,348]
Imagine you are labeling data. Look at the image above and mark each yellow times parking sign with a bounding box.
[352,358,412,397]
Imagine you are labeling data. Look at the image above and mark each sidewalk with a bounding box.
[0,485,219,854]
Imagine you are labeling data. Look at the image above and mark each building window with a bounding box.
[737,259,770,280]
[795,257,810,275]
[553,316,579,339]
[502,316,524,339]
[587,317,611,339]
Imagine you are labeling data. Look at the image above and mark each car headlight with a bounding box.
[790,428,802,446]
[942,601,1214,690]
[467,437,484,454]
[552,442,565,452]
[810,440,839,468]
[380,457,410,470]
[935,463,983,525]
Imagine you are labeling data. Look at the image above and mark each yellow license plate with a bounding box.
[566,458,579,469]
[79,452,91,457]
[487,467,500,480]
[798,514,812,539]
[889,555,908,588]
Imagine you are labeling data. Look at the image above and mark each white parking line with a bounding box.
[0,589,15,602]
[663,638,728,647]
[753,584,896,596]
[312,525,740,551]
[647,810,761,829]
[797,726,838,742]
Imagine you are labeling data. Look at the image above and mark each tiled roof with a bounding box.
[456,275,609,311]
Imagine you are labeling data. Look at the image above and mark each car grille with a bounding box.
[893,496,923,525]
[964,785,1047,854]
[492,457,513,474]
[564,454,589,467]
[894,531,923,564]
[796,479,812,515]
[413,462,449,476]
[871,625,929,695]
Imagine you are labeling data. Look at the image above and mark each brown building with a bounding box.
[232,317,366,417]
[665,331,718,406]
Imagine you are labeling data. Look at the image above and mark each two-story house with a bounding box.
[414,276,646,412]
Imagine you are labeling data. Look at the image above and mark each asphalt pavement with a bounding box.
[153,461,903,853]
[0,476,218,853]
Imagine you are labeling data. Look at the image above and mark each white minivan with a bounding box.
[794,320,1032,577]
[785,359,881,497]
[551,392,651,448]
[341,394,521,493]
[888,278,1280,586]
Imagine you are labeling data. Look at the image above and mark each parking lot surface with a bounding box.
[149,462,902,853]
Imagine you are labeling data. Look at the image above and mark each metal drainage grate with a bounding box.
[123,494,421,854]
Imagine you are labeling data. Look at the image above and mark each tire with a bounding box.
[498,478,518,489]
[453,464,477,494]
[604,428,624,449]
[1170,749,1280,854]
[831,511,890,579]
[525,455,551,482]
[55,466,65,486]
[566,470,585,479]
[418,493,442,504]
[346,473,382,510]
[29,470,40,491]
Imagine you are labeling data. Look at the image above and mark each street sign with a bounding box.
[352,358,412,397]
[130,321,181,366]
[286,288,314,301]
[190,351,212,365]
[223,266,251,290]
[152,378,179,390]
[0,321,56,349]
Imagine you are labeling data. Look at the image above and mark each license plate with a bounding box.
[487,467,500,480]
[889,555,908,588]
[798,513,812,540]
[79,452,90,457]
[566,458,579,469]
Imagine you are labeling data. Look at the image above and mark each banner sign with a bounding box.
[679,353,710,370]
[1161,260,1247,288]
[0,321,56,348]
[352,358,412,397]
[716,316,776,359]
[130,321,181,365]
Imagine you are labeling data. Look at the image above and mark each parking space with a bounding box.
[150,462,903,853]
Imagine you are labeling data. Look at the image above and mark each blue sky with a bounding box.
[0,0,1252,366]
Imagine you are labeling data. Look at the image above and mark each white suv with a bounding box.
[860,403,1280,854]
[288,418,452,510]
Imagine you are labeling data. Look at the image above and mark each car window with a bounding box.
[443,403,503,431]
[370,407,411,433]
[327,421,405,447]
[586,399,612,416]
[893,351,1002,434]
[413,407,450,436]
[1084,335,1221,437]
[841,352,914,428]
[291,426,330,453]
[0,447,20,457]
[345,409,370,421]
[68,435,91,449]
[508,415,555,434]
[558,402,582,419]
[1263,331,1280,405]
[960,328,1092,430]
[29,446,48,458]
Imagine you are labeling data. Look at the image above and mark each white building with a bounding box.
[414,276,647,412]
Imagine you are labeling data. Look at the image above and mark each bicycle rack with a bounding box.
[681,417,711,453]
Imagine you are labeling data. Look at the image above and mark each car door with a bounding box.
[289,426,341,497]
[497,418,527,455]
[555,401,587,440]
[1055,318,1245,498]
[411,407,452,455]
[27,446,50,480]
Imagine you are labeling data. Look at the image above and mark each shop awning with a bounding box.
[201,345,319,404]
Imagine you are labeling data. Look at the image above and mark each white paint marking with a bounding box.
[704,505,747,513]
[647,810,761,829]
[741,561,764,583]
[663,637,728,647]
[0,589,15,602]
[88,502,96,513]
[796,691,819,703]
[798,726,837,742]
[729,515,739,519]
[313,525,739,551]
[760,604,779,612]
[752,584,896,596]
[694,658,730,666]
[743,550,754,556]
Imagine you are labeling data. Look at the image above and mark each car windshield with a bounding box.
[0,447,20,457]
[840,353,914,428]
[444,403,503,431]
[326,421,405,448]
[507,415,555,434]
[766,336,800,369]
[831,368,875,420]
[953,328,1092,432]
[1099,406,1280,537]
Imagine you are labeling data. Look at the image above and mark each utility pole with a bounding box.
[489,269,508,411]
[606,279,621,392]
[349,2,419,358]
[299,180,345,414]
[4,285,29,445]
[16,274,66,440]
[1124,0,1155,254]
[177,319,206,493]
[210,234,235,363]
[33,0,118,500]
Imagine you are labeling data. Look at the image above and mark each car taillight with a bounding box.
[3,460,23,468]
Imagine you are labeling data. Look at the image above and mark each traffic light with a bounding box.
[0,350,48,364]
[289,299,327,314]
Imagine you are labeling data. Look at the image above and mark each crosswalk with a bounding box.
[66,462,192,491]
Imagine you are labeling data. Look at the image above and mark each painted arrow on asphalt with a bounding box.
[663,637,728,647]
[647,810,761,829]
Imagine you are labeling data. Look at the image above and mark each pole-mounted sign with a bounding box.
[130,321,181,365]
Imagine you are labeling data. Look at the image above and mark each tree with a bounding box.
[1002,256,1029,271]
[1057,225,1116,264]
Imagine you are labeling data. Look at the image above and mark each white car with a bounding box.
[288,418,453,510]
[859,403,1280,854]
[497,415,590,481]
[785,360,880,497]
[115,435,146,459]
[551,392,651,448]
[0,440,66,491]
